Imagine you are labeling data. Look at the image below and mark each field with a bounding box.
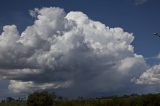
[0,102,26,106]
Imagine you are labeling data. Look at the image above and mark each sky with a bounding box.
[0,0,160,99]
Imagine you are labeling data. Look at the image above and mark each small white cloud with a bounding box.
[29,8,39,18]
[9,80,72,93]
[136,64,160,85]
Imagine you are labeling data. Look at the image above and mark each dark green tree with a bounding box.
[27,91,54,106]
[6,97,15,102]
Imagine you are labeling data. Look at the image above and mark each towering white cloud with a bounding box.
[0,7,149,97]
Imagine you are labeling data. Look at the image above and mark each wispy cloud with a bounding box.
[134,0,148,5]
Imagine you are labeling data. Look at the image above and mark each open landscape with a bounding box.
[0,0,160,105]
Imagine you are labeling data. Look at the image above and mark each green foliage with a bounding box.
[27,91,54,106]
[6,97,15,103]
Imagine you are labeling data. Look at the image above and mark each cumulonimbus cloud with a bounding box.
[0,7,159,97]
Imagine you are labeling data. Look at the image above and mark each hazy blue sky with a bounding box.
[0,0,160,99]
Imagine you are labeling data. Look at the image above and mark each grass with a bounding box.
[0,102,26,106]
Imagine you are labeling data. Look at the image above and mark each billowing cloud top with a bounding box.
[0,7,159,97]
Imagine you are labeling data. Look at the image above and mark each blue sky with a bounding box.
[0,0,160,98]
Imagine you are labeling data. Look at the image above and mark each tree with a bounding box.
[6,97,15,102]
[27,91,54,106]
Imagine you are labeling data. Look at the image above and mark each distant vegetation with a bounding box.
[1,91,160,106]
[27,91,54,106]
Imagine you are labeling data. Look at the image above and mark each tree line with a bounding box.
[1,91,160,106]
